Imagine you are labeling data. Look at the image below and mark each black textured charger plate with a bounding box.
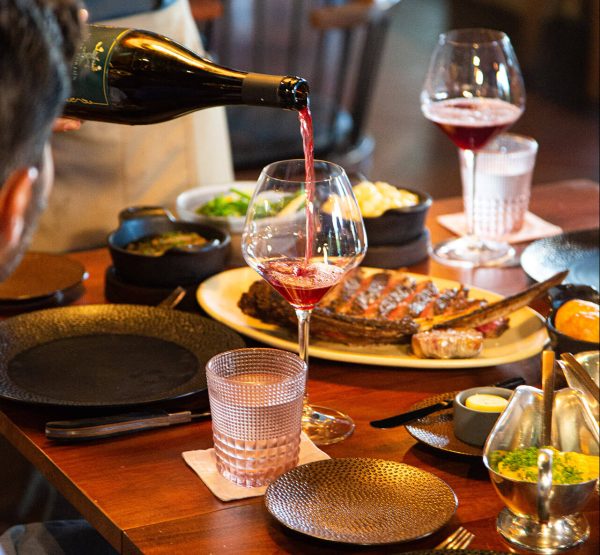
[520,229,599,291]
[0,304,244,407]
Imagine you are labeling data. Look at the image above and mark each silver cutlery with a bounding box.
[45,409,211,441]
[434,526,475,550]
[561,352,600,404]
[157,285,187,309]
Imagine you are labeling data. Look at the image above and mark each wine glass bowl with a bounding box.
[242,159,367,444]
[421,28,526,267]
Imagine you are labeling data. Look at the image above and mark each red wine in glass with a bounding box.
[242,98,366,444]
[257,258,344,311]
[422,97,522,150]
[420,29,526,267]
[242,159,367,445]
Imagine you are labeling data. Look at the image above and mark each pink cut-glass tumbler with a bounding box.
[206,348,306,487]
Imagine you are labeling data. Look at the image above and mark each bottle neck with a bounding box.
[242,73,309,110]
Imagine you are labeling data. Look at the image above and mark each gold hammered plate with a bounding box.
[405,392,482,457]
[264,457,457,545]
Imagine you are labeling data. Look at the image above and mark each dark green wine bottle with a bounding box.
[64,25,309,124]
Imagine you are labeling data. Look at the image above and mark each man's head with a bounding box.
[0,0,82,279]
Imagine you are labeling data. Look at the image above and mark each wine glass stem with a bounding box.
[295,308,311,407]
[462,148,478,238]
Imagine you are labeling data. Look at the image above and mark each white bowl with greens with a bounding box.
[176,182,256,234]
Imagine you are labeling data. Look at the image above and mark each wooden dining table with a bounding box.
[0,179,598,554]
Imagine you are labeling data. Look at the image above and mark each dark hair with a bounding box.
[0,0,82,183]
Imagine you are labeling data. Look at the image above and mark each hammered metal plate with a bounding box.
[0,304,245,407]
[405,392,482,457]
[0,252,86,302]
[264,457,457,545]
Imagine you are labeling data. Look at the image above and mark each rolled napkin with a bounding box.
[182,432,330,501]
[437,211,562,244]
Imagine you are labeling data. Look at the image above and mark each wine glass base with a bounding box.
[302,404,355,445]
[496,508,590,553]
[431,236,517,268]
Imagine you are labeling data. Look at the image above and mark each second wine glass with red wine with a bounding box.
[421,28,526,267]
[242,159,367,445]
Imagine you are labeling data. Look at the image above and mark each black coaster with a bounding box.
[104,266,200,312]
[362,229,430,268]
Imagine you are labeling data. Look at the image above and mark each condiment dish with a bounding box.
[453,386,513,447]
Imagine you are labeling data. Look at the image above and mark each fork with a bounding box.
[434,526,475,550]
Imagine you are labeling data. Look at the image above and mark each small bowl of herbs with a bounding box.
[176,182,257,234]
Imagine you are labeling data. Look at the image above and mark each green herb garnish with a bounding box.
[196,188,252,217]
[490,446,590,485]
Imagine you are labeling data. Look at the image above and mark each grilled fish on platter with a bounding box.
[238,268,567,346]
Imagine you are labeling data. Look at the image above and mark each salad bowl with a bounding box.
[176,181,256,234]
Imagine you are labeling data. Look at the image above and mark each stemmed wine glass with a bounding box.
[242,159,367,445]
[421,28,526,267]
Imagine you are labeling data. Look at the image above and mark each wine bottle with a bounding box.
[63,25,309,124]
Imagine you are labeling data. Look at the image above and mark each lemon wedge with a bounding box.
[465,393,508,412]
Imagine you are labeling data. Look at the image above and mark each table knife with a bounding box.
[369,377,525,429]
[45,410,211,441]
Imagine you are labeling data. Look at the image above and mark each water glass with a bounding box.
[206,348,306,487]
[460,133,538,239]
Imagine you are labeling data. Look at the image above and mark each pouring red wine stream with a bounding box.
[299,105,315,262]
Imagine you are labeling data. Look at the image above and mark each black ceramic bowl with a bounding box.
[107,207,231,287]
[546,284,600,355]
[362,187,432,247]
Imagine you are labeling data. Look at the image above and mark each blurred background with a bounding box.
[195,0,599,198]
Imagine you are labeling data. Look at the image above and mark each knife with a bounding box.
[369,377,525,429]
[45,409,211,441]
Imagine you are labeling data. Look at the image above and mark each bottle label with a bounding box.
[66,26,130,107]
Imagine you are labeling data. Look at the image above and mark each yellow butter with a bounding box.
[465,393,508,412]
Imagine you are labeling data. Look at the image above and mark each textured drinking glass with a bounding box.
[460,133,538,239]
[206,348,306,488]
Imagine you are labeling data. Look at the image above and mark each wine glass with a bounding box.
[421,28,526,267]
[242,159,367,445]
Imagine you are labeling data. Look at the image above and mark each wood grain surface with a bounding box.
[1,180,598,554]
